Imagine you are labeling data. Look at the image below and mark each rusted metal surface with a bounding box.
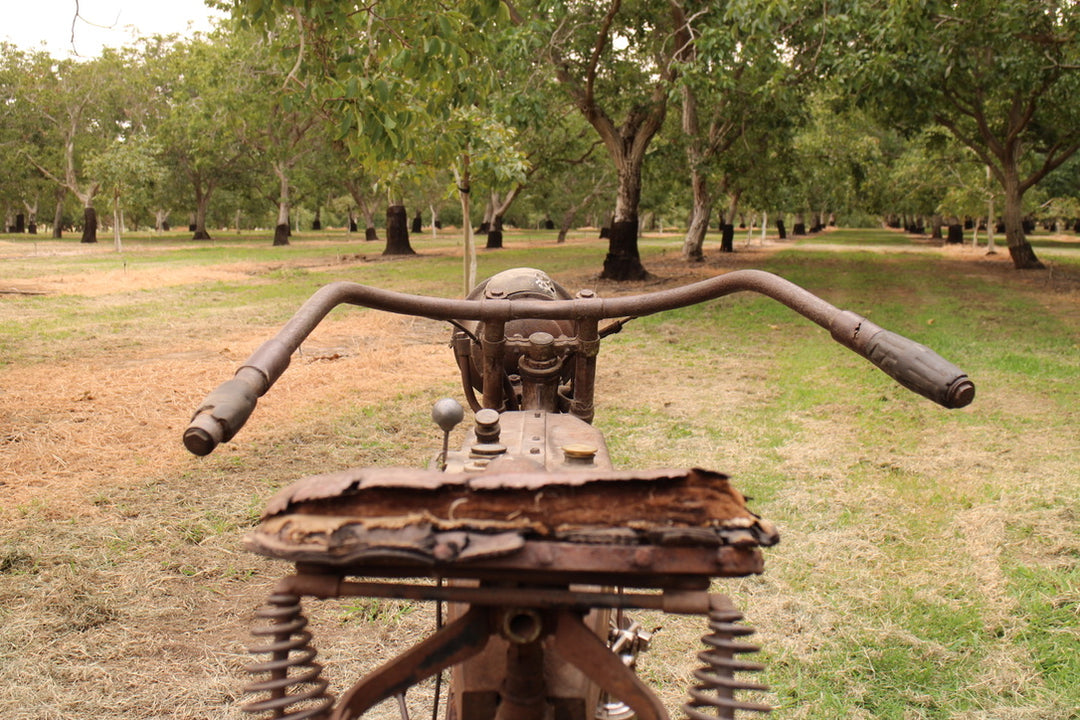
[267,582,676,720]
[243,575,774,720]
[276,578,712,615]
[251,532,766,585]
[443,409,612,473]
[551,609,670,720]
[330,605,493,720]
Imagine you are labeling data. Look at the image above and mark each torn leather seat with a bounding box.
[245,466,779,585]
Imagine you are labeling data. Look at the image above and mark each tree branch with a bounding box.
[585,0,622,106]
[283,7,307,91]
[1020,141,1080,194]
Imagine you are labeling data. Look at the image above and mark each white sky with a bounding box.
[1,0,227,58]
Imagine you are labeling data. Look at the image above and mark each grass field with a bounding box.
[1,226,1077,719]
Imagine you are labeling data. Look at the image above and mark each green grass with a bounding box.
[792,226,925,247]
[1,226,1078,719]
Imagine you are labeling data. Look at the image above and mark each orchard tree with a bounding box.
[0,44,44,232]
[229,1,526,290]
[471,27,600,250]
[504,0,694,280]
[513,124,613,242]
[1041,154,1080,231]
[881,130,954,233]
[17,49,131,243]
[834,0,1080,269]
[85,136,164,251]
[674,3,798,261]
[233,22,320,246]
[788,94,889,231]
[155,33,256,240]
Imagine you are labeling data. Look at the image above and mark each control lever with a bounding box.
[432,398,465,471]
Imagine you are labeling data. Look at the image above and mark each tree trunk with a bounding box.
[600,163,651,281]
[719,224,735,253]
[930,215,943,240]
[383,204,416,255]
[455,158,477,294]
[273,169,291,246]
[477,196,494,235]
[429,204,441,238]
[22,198,38,234]
[272,224,289,245]
[1001,168,1043,269]
[486,214,504,249]
[411,210,422,234]
[362,204,377,240]
[681,168,711,262]
[312,206,322,231]
[112,190,123,253]
[345,180,378,242]
[557,207,576,244]
[777,218,787,239]
[52,188,65,239]
[80,205,98,243]
[193,186,213,240]
[601,218,648,280]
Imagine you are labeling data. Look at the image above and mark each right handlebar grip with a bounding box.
[183,367,268,456]
[831,311,975,409]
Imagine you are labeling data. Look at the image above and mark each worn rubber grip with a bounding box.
[831,311,975,409]
[183,368,267,456]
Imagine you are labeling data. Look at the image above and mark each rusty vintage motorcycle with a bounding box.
[184,267,974,720]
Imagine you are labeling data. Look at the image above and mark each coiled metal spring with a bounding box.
[243,593,334,720]
[682,597,771,719]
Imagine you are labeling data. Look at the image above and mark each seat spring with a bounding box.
[242,593,335,720]
[681,602,771,720]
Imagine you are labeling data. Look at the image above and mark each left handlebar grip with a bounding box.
[183,367,268,456]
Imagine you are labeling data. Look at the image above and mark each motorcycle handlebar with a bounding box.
[184,269,974,456]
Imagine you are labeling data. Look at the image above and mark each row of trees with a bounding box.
[2,1,1078,276]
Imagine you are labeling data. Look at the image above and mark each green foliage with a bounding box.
[233,1,508,174]
[826,0,1080,263]
[2,1,1079,256]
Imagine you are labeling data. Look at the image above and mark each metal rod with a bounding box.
[279,575,711,615]
[234,270,842,384]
